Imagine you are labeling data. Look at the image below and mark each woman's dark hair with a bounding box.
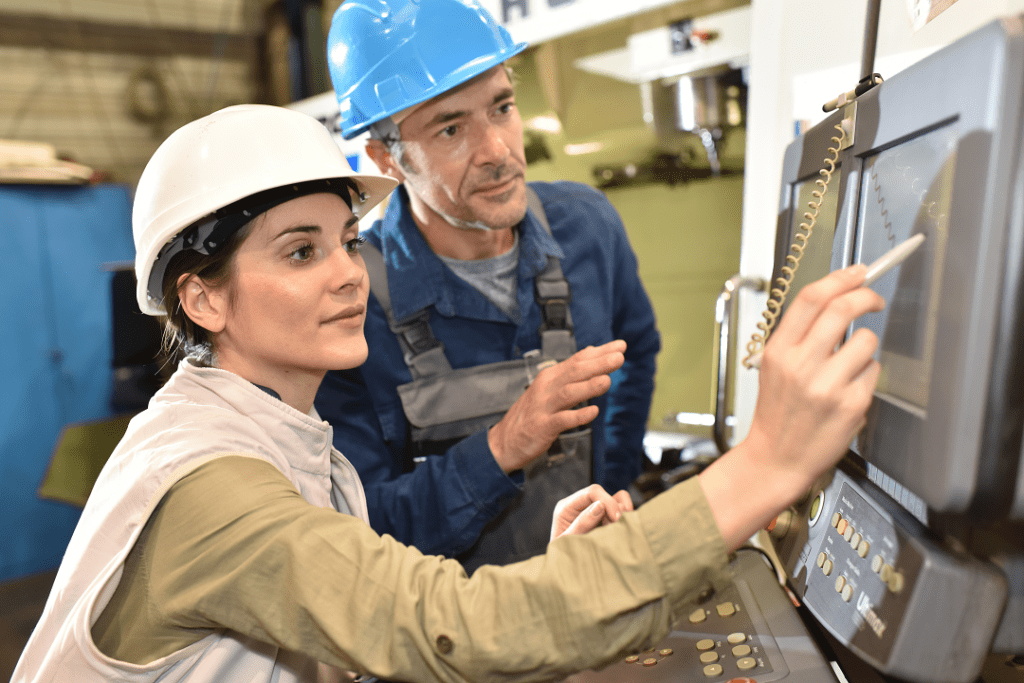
[157,220,255,366]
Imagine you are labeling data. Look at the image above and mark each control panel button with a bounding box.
[831,512,841,528]
[822,558,833,576]
[658,648,673,657]
[642,658,657,667]
[837,518,848,535]
[703,663,724,677]
[700,651,719,664]
[696,639,716,651]
[835,576,846,592]
[841,584,854,602]
[857,539,870,558]
[843,524,854,542]
[880,564,894,583]
[736,657,757,670]
[888,571,905,593]
[716,602,736,617]
[732,644,752,657]
[850,531,861,548]
[727,632,746,644]
[624,655,639,663]
[689,608,707,624]
[872,554,884,573]
[816,552,827,568]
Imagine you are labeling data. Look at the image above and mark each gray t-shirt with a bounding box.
[437,230,520,321]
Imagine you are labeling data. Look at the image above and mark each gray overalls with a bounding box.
[360,189,593,573]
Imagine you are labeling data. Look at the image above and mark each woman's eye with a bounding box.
[288,243,316,261]
[344,235,367,254]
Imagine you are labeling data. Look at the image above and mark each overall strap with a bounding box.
[526,187,577,361]
[360,241,452,379]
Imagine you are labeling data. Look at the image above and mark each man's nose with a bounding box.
[474,122,511,166]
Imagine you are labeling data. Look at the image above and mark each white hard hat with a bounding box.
[133,104,397,316]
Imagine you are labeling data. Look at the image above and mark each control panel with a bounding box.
[772,462,1008,683]
[563,550,839,683]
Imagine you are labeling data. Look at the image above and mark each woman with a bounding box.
[13,105,883,683]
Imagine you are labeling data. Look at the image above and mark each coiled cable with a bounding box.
[742,123,846,368]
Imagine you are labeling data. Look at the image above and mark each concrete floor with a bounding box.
[0,569,56,681]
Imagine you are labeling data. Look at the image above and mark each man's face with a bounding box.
[393,66,528,231]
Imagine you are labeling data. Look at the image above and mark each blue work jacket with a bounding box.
[315,180,661,558]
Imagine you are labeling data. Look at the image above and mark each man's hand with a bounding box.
[550,484,634,540]
[488,340,626,473]
[699,264,885,550]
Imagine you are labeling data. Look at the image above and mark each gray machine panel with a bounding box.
[773,464,1007,683]
[562,550,838,683]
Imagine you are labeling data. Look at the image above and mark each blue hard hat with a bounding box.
[327,0,528,140]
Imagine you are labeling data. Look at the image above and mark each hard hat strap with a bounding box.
[146,177,359,311]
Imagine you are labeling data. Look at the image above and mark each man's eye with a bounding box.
[344,235,367,254]
[439,125,458,138]
[497,102,515,115]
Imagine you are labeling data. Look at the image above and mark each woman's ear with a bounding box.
[177,274,227,334]
[365,140,406,183]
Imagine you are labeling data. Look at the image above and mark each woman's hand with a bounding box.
[700,264,885,550]
[550,484,634,540]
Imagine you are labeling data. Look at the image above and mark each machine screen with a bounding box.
[853,125,955,415]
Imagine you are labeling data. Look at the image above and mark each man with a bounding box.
[315,0,660,573]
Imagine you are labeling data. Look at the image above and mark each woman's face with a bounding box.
[210,192,369,394]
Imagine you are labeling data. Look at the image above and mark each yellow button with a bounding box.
[816,552,827,568]
[642,658,657,667]
[880,564,893,582]
[703,663,724,677]
[699,651,719,664]
[831,512,841,528]
[835,576,846,592]
[872,555,884,573]
[727,632,746,644]
[888,571,905,593]
[843,525,854,542]
[858,540,871,558]
[732,644,751,657]
[689,608,707,624]
[716,602,736,617]
[696,639,716,651]
[737,657,757,670]
[822,558,833,576]
[837,518,848,535]
[624,655,639,663]
[851,532,862,548]
[841,584,854,602]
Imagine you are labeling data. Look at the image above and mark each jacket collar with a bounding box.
[378,185,564,323]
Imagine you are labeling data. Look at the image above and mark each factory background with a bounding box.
[2,0,1022,680]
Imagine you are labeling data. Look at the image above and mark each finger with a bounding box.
[546,404,601,434]
[770,265,868,349]
[548,351,625,386]
[612,489,634,513]
[802,288,885,362]
[562,500,606,536]
[825,327,879,385]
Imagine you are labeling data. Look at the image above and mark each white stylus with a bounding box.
[745,232,927,369]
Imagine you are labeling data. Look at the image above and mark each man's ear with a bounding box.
[365,140,406,183]
[177,274,227,335]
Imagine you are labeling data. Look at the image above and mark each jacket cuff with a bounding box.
[448,430,523,516]
[636,477,731,615]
